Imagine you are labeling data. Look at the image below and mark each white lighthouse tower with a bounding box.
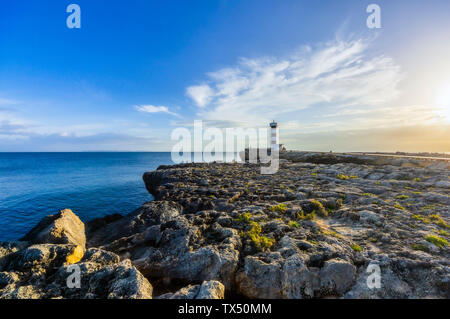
[270,120,279,152]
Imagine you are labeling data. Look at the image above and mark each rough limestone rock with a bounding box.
[87,201,240,290]
[156,280,225,299]
[5,244,84,274]
[136,160,448,298]
[197,280,226,299]
[236,253,356,299]
[21,209,86,249]
[87,201,182,247]
[236,255,283,299]
[0,243,84,299]
[0,244,153,299]
[49,258,153,299]
[319,258,356,295]
[0,242,29,270]
[358,210,382,224]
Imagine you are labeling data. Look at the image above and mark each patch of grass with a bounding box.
[436,220,450,229]
[239,221,275,251]
[421,204,437,211]
[269,203,287,213]
[438,230,449,237]
[351,244,362,252]
[394,202,406,210]
[412,214,431,224]
[289,221,299,228]
[350,176,359,179]
[429,214,449,229]
[425,235,449,248]
[322,229,343,239]
[337,174,349,180]
[235,212,252,223]
[430,214,442,221]
[311,199,327,217]
[412,191,422,195]
[308,240,319,245]
[412,244,430,252]
[297,210,316,221]
[258,236,276,250]
[396,195,409,200]
[362,193,377,197]
[413,177,422,182]
[311,172,317,176]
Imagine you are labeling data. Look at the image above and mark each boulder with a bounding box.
[21,209,86,249]
[236,255,283,299]
[197,280,225,299]
[0,244,152,299]
[88,201,240,290]
[156,280,225,299]
[0,242,29,271]
[6,244,84,274]
[320,258,356,295]
[358,210,382,224]
[87,201,182,247]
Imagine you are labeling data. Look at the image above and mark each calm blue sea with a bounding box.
[0,152,173,241]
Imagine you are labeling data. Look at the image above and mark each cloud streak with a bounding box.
[135,104,179,117]
[186,39,404,128]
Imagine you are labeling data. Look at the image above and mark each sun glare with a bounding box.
[436,83,450,122]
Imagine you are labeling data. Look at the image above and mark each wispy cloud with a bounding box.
[186,85,214,108]
[135,104,179,117]
[186,38,404,128]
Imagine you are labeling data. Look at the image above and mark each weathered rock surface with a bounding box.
[135,159,448,298]
[0,242,153,299]
[156,280,225,299]
[87,201,240,290]
[21,209,86,249]
[1,209,154,299]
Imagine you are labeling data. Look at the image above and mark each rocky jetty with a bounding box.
[1,153,449,299]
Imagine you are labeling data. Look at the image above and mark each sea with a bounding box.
[0,152,174,241]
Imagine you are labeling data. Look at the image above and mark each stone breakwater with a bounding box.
[1,153,449,299]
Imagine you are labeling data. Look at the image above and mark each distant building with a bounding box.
[270,120,279,152]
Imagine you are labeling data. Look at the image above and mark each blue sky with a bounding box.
[1,0,449,152]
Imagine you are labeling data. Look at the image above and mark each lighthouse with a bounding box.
[270,120,279,152]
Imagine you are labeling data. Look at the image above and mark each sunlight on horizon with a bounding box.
[436,82,450,123]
